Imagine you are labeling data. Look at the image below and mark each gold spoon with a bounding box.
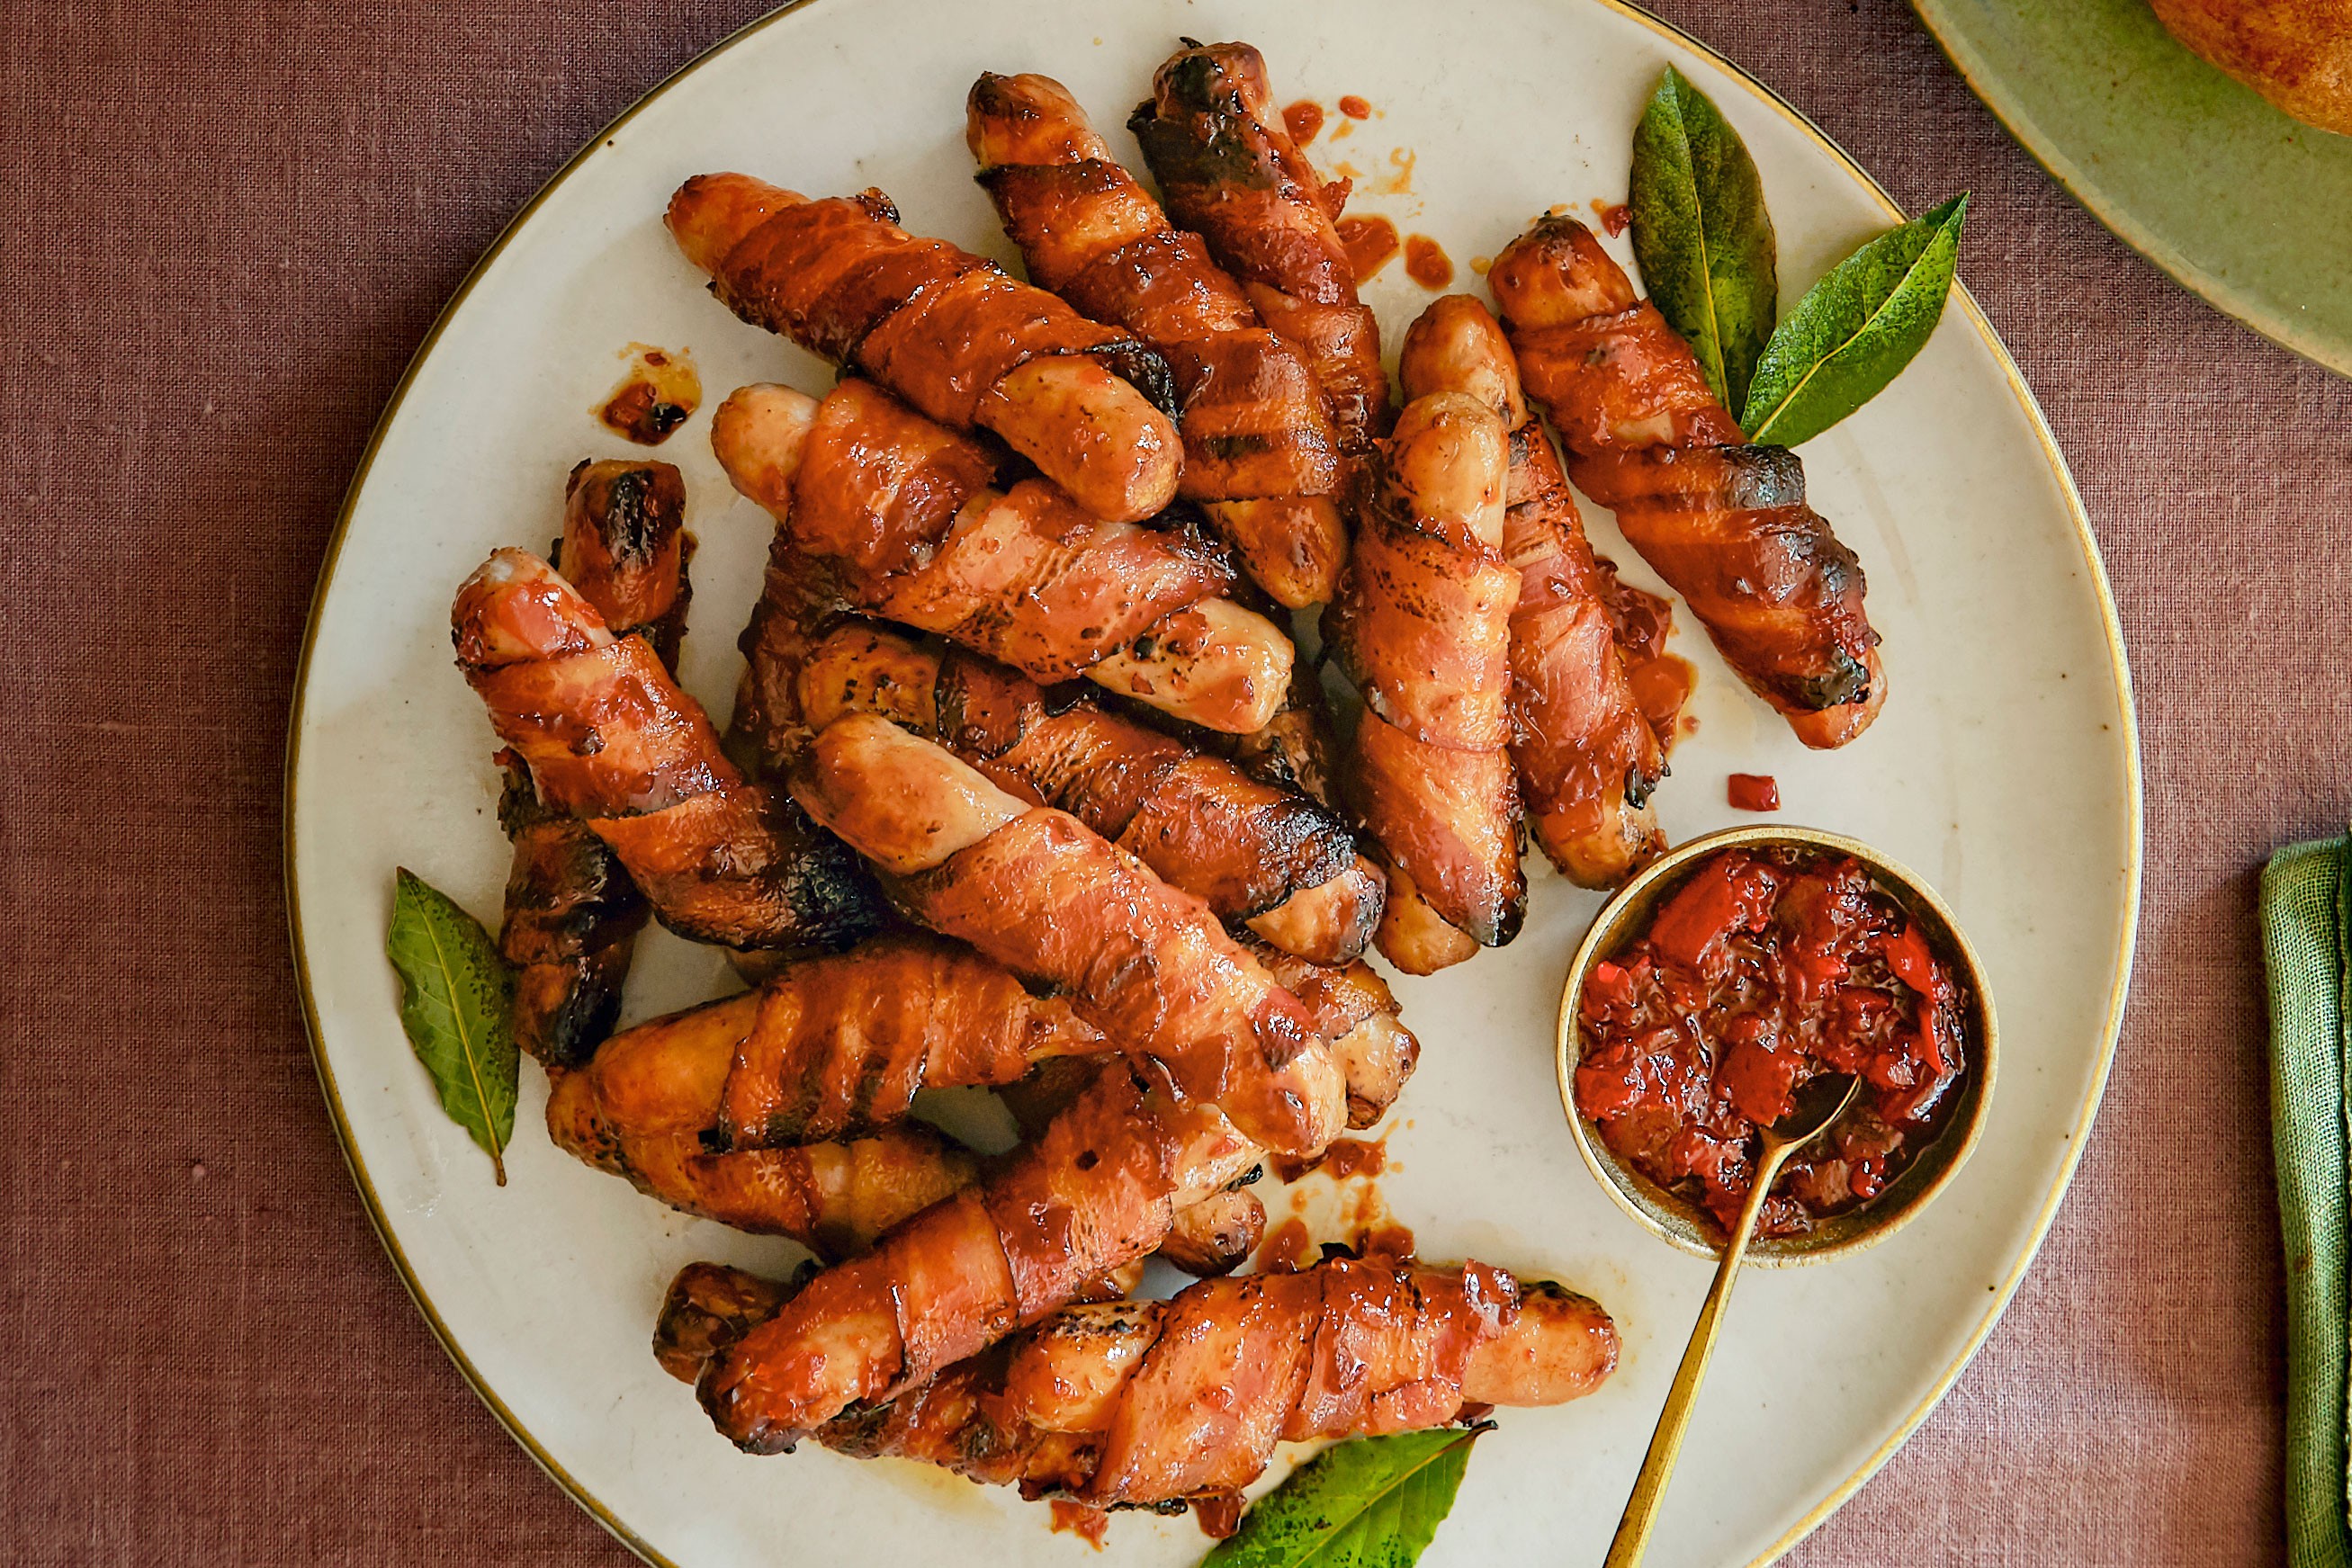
[1602,1071,1863,1568]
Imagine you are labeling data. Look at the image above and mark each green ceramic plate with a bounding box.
[1915,0,2352,374]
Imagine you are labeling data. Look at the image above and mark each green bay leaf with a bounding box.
[386,867,519,1184]
[1740,193,1970,449]
[1200,1425,1487,1568]
[1629,64,1780,413]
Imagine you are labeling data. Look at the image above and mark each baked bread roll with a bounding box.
[2150,0,2352,135]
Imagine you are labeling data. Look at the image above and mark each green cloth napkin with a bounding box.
[2262,832,2352,1568]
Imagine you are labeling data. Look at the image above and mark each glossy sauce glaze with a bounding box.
[1048,1500,1109,1549]
[1403,233,1453,289]
[1193,1492,1245,1539]
[1271,1134,1386,1184]
[1258,1214,1314,1272]
[1573,846,1970,1238]
[1337,213,1400,283]
[597,344,701,444]
[1595,560,1692,748]
[1336,94,1373,119]
[1281,98,1324,144]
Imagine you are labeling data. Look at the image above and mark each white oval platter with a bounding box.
[286,2,2141,1564]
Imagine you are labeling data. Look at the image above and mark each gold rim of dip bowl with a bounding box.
[1555,823,1999,1267]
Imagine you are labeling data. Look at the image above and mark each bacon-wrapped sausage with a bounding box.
[689,1058,1270,1451]
[1323,390,1524,972]
[1398,297,1667,889]
[453,549,887,953]
[1130,41,1393,452]
[1488,217,1883,748]
[712,380,1295,736]
[552,932,1106,1152]
[495,460,694,1067]
[967,72,1347,607]
[1247,938,1418,1130]
[660,1252,1617,1508]
[1155,1185,1266,1277]
[789,713,1347,1156]
[794,621,1382,965]
[668,174,1181,525]
[564,923,1408,1169]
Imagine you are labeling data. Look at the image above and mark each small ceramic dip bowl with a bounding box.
[1556,824,1997,1266]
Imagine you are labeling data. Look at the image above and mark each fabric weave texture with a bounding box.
[6,1,2352,1564]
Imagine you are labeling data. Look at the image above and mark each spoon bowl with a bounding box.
[1556,823,1998,1266]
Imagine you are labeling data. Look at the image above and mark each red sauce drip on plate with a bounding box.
[1337,214,1399,283]
[1594,560,1692,748]
[1728,773,1782,812]
[1572,846,1971,1239]
[1258,1215,1313,1272]
[1048,1501,1109,1549]
[1273,1135,1386,1183]
[1345,1181,1414,1260]
[597,343,700,445]
[1337,94,1373,119]
[1282,98,1325,144]
[1599,201,1633,237]
[1403,234,1453,289]
[1193,1494,1245,1539]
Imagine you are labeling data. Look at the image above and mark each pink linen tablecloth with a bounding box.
[5,1,2346,1562]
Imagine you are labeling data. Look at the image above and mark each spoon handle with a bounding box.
[1601,1157,1783,1568]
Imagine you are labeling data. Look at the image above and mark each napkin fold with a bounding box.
[2262,831,2352,1568]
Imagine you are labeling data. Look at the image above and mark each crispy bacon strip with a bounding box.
[795,621,1383,965]
[789,714,1347,1155]
[712,380,1294,735]
[1323,390,1524,972]
[1399,297,1667,889]
[1488,217,1883,748]
[660,1253,1618,1506]
[967,72,1347,608]
[1130,40,1393,451]
[496,460,694,1067]
[668,174,1181,524]
[453,549,887,953]
[689,1058,1270,1451]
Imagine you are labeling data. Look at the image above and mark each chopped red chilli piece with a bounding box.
[1573,846,1970,1239]
[1727,773,1781,811]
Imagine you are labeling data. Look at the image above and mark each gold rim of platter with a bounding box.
[280,2,2146,1562]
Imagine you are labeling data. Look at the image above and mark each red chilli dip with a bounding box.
[1572,845,1970,1239]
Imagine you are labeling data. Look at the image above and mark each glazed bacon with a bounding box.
[660,1252,1619,1506]
[453,549,886,953]
[497,459,693,1067]
[1131,40,1393,451]
[689,1058,1270,1451]
[1488,217,1884,748]
[794,621,1383,965]
[1323,390,1525,972]
[966,72,1347,607]
[1398,297,1667,889]
[712,380,1295,736]
[788,713,1347,1156]
[667,174,1181,525]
